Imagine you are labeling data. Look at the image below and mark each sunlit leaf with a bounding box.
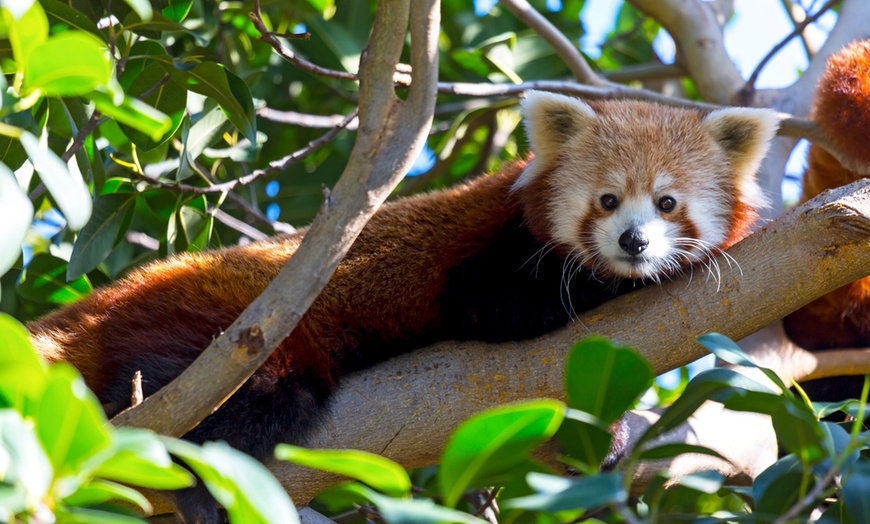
[0,313,47,402]
[0,410,53,512]
[275,445,411,497]
[439,399,564,508]
[19,131,92,230]
[159,59,257,142]
[166,439,299,524]
[67,193,137,280]
[23,32,111,97]
[565,336,653,423]
[4,1,48,69]
[337,483,486,524]
[505,472,626,512]
[36,364,111,476]
[63,479,152,514]
[89,89,172,142]
[0,164,33,276]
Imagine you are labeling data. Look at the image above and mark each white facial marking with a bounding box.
[591,195,677,278]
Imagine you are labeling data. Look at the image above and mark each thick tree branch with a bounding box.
[626,0,743,104]
[255,179,870,503]
[111,0,441,435]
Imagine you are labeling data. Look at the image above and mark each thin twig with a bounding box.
[498,0,606,86]
[150,108,359,195]
[138,74,172,101]
[213,208,269,241]
[779,0,817,59]
[272,31,310,40]
[256,108,359,130]
[131,370,144,408]
[744,0,841,90]
[249,0,358,81]
[771,465,838,524]
[224,191,297,235]
[125,231,160,250]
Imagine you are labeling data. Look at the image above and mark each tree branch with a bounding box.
[626,0,744,104]
[111,0,441,435]
[256,179,870,504]
[498,0,606,86]
[744,0,841,92]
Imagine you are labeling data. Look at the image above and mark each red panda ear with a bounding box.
[516,91,596,189]
[703,107,779,208]
[703,107,779,174]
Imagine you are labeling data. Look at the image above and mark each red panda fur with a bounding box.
[28,95,778,522]
[783,40,870,352]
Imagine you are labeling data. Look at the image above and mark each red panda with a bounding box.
[782,40,870,402]
[28,91,777,521]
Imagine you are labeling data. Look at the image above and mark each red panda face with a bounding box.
[513,91,778,281]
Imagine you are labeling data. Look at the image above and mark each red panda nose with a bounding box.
[618,228,649,255]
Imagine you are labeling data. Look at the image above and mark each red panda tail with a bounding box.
[801,39,870,203]
[785,39,870,353]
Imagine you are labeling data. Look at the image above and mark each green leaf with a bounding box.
[638,443,726,462]
[94,429,195,490]
[0,314,47,402]
[88,89,172,142]
[843,461,870,524]
[636,367,774,449]
[118,44,186,150]
[818,421,859,473]
[40,0,102,37]
[177,197,213,252]
[177,105,232,180]
[161,0,193,22]
[19,130,93,230]
[565,336,653,423]
[439,399,564,508]
[0,133,28,171]
[36,363,111,476]
[54,506,148,524]
[753,455,800,506]
[160,59,256,142]
[63,479,152,514]
[753,455,807,518]
[556,408,612,471]
[121,11,204,43]
[696,333,792,395]
[187,105,232,159]
[275,445,411,497]
[666,470,724,494]
[0,410,53,510]
[17,253,92,305]
[67,193,137,280]
[338,483,486,524]
[166,439,299,524]
[24,31,112,96]
[0,164,34,276]
[120,0,152,23]
[771,400,826,464]
[505,472,626,512]
[4,1,48,70]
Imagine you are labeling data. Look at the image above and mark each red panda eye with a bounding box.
[600,194,619,210]
[658,196,676,212]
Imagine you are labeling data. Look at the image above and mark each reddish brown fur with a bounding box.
[784,40,870,350]
[30,162,528,398]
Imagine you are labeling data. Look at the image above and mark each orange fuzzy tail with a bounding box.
[800,40,870,203]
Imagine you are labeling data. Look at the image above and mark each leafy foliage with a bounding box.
[0,313,298,522]
[1,0,866,522]
[282,336,870,523]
